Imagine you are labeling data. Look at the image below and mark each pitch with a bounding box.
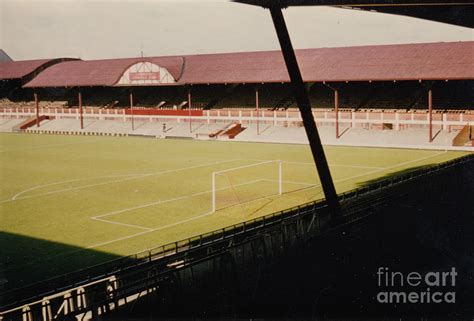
[0,133,468,290]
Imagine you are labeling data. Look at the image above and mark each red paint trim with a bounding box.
[123,109,203,116]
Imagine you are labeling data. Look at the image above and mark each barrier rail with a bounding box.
[1,108,473,130]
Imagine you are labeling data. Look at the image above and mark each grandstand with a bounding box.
[0,41,472,148]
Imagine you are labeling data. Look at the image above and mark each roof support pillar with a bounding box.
[428,89,433,143]
[130,90,134,131]
[78,91,84,130]
[269,6,341,218]
[324,83,341,139]
[34,92,40,127]
[188,87,192,133]
[334,89,339,139]
[255,86,260,135]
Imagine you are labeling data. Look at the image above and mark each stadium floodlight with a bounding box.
[211,160,282,212]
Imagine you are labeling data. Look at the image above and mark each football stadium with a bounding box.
[0,1,473,320]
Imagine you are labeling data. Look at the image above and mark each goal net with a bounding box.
[211,160,282,212]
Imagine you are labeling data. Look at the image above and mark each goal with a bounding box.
[211,160,282,212]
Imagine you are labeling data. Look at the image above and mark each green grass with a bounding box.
[0,133,469,289]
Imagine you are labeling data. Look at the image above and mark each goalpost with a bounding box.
[211,160,282,212]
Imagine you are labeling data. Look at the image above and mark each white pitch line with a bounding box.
[334,151,448,185]
[3,158,241,203]
[245,158,385,170]
[0,180,267,269]
[150,210,215,232]
[213,160,280,175]
[85,230,153,250]
[87,151,448,250]
[2,152,450,261]
[88,210,226,250]
[333,164,386,170]
[92,217,152,231]
[264,179,315,187]
[87,179,265,250]
[11,174,144,200]
[283,160,385,170]
[0,159,262,266]
[92,179,264,219]
[270,151,449,191]
[5,177,269,263]
[6,175,151,203]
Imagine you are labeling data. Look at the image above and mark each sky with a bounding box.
[0,0,472,61]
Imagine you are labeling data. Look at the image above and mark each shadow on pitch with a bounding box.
[355,163,435,188]
[0,231,130,308]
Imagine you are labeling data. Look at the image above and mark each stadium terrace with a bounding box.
[0,41,472,148]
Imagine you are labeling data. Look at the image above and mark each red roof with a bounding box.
[0,59,50,80]
[25,57,184,87]
[24,41,474,87]
[179,41,474,83]
[0,58,76,81]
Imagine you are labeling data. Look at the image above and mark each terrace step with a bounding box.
[221,123,245,139]
[452,124,474,146]
[12,115,52,132]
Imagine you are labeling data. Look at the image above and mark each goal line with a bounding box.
[211,160,282,212]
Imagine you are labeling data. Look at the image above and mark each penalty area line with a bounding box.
[85,208,215,250]
[92,179,265,219]
[87,179,267,250]
[87,210,216,250]
[333,150,448,185]
[11,173,144,201]
[263,151,449,199]
[267,151,449,194]
[92,217,152,231]
[92,177,319,249]
[4,152,450,266]
[4,158,241,203]
[244,158,385,170]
